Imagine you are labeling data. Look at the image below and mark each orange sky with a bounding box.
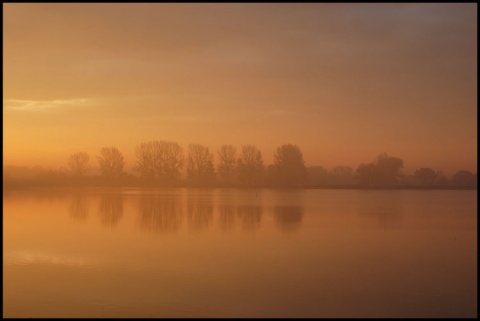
[3,3,477,175]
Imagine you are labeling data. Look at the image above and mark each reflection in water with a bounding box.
[138,195,183,233]
[98,194,124,227]
[357,192,403,228]
[6,250,88,267]
[237,205,262,231]
[68,194,89,221]
[187,196,213,232]
[274,206,304,232]
[218,203,236,231]
[4,189,477,318]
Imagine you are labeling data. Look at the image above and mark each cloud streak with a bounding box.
[4,98,90,111]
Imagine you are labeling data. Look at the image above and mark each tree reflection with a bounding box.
[218,203,236,231]
[237,205,262,231]
[274,206,304,232]
[138,195,183,233]
[98,194,124,227]
[187,196,213,232]
[69,194,89,221]
[357,192,403,228]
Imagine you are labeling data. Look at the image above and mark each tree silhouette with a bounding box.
[451,170,477,187]
[97,147,125,178]
[67,152,90,177]
[217,145,237,186]
[355,153,404,186]
[434,171,448,186]
[134,141,159,180]
[355,163,377,186]
[237,145,264,186]
[271,144,307,186]
[186,144,215,185]
[374,153,404,185]
[161,141,184,184]
[306,166,330,186]
[414,168,437,186]
[330,166,354,185]
[134,140,184,183]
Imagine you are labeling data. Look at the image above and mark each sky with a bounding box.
[3,3,477,175]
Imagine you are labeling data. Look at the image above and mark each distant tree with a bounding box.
[217,145,237,185]
[355,153,404,186]
[355,163,377,186]
[237,145,264,186]
[186,144,215,185]
[306,166,330,186]
[330,166,354,185]
[161,141,184,184]
[451,170,477,187]
[134,141,159,180]
[374,153,404,185]
[68,152,90,177]
[134,140,184,183]
[271,144,307,186]
[265,164,277,185]
[414,167,437,186]
[434,171,448,186]
[97,147,125,178]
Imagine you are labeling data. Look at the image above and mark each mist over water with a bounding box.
[4,3,477,318]
[3,188,477,318]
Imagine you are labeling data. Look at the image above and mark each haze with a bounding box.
[3,3,477,175]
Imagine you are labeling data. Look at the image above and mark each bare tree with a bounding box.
[134,141,158,180]
[217,144,237,185]
[186,144,215,185]
[134,140,184,183]
[162,141,184,183]
[97,147,125,178]
[68,152,90,177]
[237,145,264,186]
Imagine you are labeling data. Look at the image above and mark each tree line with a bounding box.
[3,141,477,188]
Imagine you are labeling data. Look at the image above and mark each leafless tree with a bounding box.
[68,152,90,177]
[134,140,184,183]
[162,141,184,183]
[186,144,215,185]
[97,147,125,178]
[217,144,237,185]
[237,145,264,186]
[134,141,158,180]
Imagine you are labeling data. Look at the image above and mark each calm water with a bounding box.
[3,188,477,318]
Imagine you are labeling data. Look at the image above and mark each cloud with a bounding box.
[4,98,90,111]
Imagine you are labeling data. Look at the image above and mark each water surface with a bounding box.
[3,188,477,318]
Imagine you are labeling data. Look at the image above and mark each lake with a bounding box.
[3,188,477,318]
